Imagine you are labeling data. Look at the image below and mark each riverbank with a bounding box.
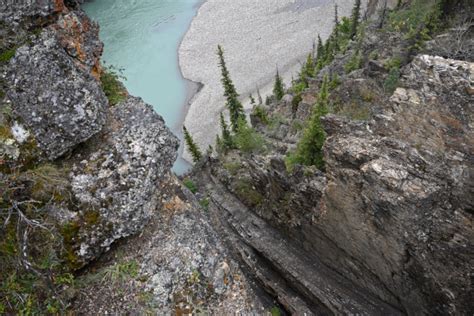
[179,0,365,161]
[83,0,202,174]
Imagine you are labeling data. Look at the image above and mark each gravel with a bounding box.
[179,0,365,161]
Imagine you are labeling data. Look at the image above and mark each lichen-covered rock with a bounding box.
[319,55,473,314]
[67,96,179,266]
[4,28,107,160]
[0,0,66,23]
[52,10,103,76]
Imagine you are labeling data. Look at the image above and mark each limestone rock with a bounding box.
[5,29,107,160]
[68,96,179,265]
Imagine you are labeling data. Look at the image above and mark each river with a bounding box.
[83,0,201,174]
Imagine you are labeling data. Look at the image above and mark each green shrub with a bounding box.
[0,47,16,63]
[100,65,127,106]
[387,0,443,55]
[291,93,303,113]
[199,198,210,211]
[234,179,264,207]
[290,81,307,95]
[288,76,330,170]
[183,178,198,194]
[344,50,363,73]
[271,306,282,316]
[234,118,265,154]
[252,106,269,124]
[223,161,241,175]
[384,67,401,94]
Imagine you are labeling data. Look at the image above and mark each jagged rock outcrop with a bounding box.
[0,0,66,22]
[200,54,473,315]
[0,0,177,267]
[0,1,273,313]
[73,177,269,314]
[66,96,179,266]
[5,29,107,160]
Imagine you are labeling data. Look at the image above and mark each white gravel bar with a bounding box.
[179,0,365,160]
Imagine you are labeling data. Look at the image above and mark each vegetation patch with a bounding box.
[100,65,127,106]
[222,161,241,175]
[234,179,264,207]
[183,178,198,194]
[252,106,269,124]
[0,47,16,63]
[234,119,266,154]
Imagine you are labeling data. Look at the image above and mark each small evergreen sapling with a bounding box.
[350,0,362,38]
[217,45,245,131]
[273,69,285,101]
[219,112,233,149]
[183,126,202,163]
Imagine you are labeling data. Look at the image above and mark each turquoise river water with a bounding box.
[83,0,201,174]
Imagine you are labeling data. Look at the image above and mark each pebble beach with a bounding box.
[179,0,364,160]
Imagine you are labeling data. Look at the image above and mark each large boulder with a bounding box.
[0,0,66,23]
[66,96,179,266]
[5,28,107,160]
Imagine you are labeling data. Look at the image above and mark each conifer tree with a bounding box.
[292,75,330,169]
[323,39,334,64]
[316,34,324,63]
[350,0,362,38]
[300,53,315,85]
[219,112,233,149]
[333,4,340,52]
[256,86,263,104]
[273,69,285,101]
[217,45,245,131]
[183,126,202,163]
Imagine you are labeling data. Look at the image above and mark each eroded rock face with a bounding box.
[68,96,179,265]
[0,0,65,22]
[321,55,473,314]
[5,28,107,160]
[205,54,473,315]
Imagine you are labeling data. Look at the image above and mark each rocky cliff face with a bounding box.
[1,0,178,268]
[1,0,472,314]
[0,1,277,314]
[190,2,474,315]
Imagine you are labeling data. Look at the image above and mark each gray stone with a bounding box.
[5,29,107,160]
[69,96,179,264]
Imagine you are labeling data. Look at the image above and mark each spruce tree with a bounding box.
[316,34,324,63]
[300,53,315,86]
[273,69,285,101]
[219,112,233,149]
[183,126,202,163]
[256,86,263,104]
[217,45,245,131]
[292,75,330,169]
[350,0,362,38]
[323,39,334,64]
[334,4,340,52]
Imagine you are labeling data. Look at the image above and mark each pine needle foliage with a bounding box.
[288,75,330,170]
[273,69,285,101]
[217,45,245,132]
[183,126,202,163]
